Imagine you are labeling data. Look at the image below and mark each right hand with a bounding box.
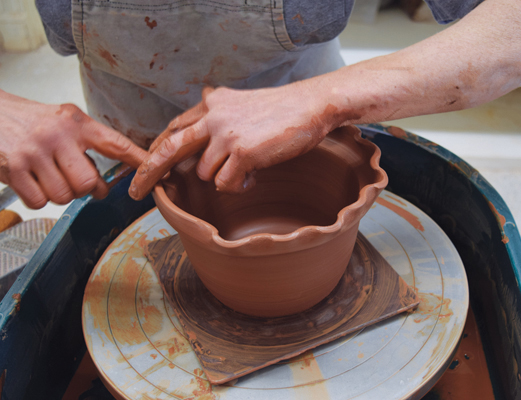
[0,90,148,209]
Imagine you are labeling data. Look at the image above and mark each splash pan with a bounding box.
[82,191,469,400]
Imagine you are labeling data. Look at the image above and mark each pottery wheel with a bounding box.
[83,190,469,400]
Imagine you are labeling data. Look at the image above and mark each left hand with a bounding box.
[129,82,340,200]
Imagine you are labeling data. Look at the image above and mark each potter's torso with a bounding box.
[36,0,484,147]
[69,0,346,148]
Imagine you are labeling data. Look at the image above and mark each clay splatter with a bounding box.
[55,104,85,123]
[149,52,159,70]
[413,291,453,324]
[488,201,509,244]
[386,125,409,140]
[186,76,200,85]
[176,87,190,95]
[449,160,479,181]
[376,197,425,232]
[145,16,158,29]
[97,46,118,68]
[11,293,21,314]
[78,22,87,35]
[168,337,190,356]
[292,13,304,24]
[288,352,329,399]
[290,352,315,369]
[0,152,10,184]
[191,368,216,399]
[202,56,225,85]
[430,308,495,399]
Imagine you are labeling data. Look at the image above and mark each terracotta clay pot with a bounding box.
[153,125,388,317]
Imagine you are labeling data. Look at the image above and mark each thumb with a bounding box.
[129,119,210,200]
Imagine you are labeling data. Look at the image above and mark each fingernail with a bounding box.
[129,184,138,197]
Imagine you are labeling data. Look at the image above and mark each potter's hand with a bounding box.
[128,83,337,199]
[0,90,148,209]
[130,0,521,200]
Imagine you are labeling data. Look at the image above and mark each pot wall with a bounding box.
[178,223,359,317]
[153,125,387,317]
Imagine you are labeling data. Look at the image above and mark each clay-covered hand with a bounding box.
[129,83,340,200]
[129,0,521,201]
[0,90,148,209]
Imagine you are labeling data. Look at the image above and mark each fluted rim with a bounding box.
[154,126,388,254]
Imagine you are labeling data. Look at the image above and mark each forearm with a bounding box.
[305,0,521,132]
[129,0,521,197]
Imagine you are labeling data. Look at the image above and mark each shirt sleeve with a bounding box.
[35,0,78,56]
[424,0,485,24]
[284,0,354,46]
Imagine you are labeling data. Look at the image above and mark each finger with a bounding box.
[10,170,49,209]
[129,120,210,200]
[196,138,230,182]
[82,120,149,169]
[214,153,257,193]
[32,157,75,205]
[149,87,214,153]
[82,153,109,199]
[90,176,110,200]
[150,102,207,153]
[55,148,106,198]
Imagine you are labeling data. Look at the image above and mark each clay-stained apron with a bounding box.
[82,190,469,400]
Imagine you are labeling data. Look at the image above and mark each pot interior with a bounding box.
[163,139,379,241]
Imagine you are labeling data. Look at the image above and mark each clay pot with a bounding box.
[153,125,388,317]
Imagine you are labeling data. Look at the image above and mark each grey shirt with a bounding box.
[36,0,483,56]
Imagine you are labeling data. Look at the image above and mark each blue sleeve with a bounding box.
[424,0,485,24]
[35,0,78,56]
[284,0,354,46]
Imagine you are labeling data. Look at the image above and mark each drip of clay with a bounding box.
[153,125,388,317]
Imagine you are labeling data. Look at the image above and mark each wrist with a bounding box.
[293,74,353,140]
[304,64,396,130]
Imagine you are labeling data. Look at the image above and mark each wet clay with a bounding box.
[153,125,388,317]
[0,210,22,232]
[145,232,418,384]
[0,152,11,184]
[428,307,495,399]
[376,196,425,232]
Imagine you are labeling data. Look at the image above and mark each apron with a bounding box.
[71,0,345,149]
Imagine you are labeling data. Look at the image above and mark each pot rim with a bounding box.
[153,126,388,250]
